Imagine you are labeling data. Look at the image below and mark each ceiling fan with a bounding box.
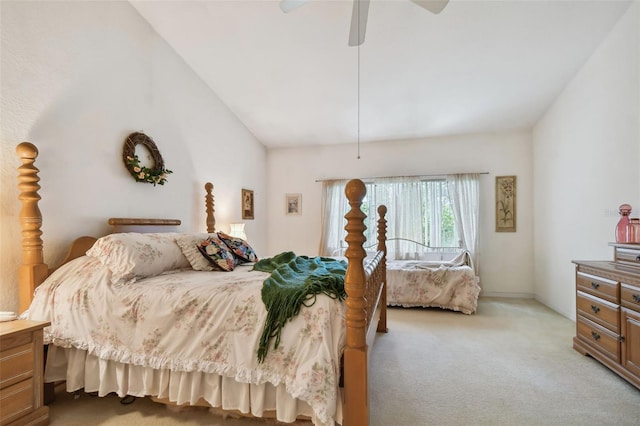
[279,0,449,46]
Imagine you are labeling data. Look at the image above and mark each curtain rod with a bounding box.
[315,172,489,183]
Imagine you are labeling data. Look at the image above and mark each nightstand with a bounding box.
[0,320,50,426]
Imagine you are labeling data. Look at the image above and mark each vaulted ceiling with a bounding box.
[130,0,632,148]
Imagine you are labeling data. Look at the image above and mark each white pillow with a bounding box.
[86,232,190,283]
[175,233,217,271]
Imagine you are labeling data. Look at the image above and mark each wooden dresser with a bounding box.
[573,243,640,390]
[0,320,50,426]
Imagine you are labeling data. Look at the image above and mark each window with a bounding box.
[361,179,459,250]
[320,174,479,265]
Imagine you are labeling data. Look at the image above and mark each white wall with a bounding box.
[267,130,534,297]
[533,3,640,319]
[0,1,267,313]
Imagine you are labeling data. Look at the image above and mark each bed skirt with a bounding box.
[45,345,341,425]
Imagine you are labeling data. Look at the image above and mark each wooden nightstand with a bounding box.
[0,320,50,426]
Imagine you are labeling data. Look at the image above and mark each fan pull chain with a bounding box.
[357,0,361,160]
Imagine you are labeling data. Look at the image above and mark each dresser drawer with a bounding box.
[576,272,618,304]
[577,291,619,332]
[577,316,620,363]
[0,343,34,389]
[621,283,640,312]
[0,378,34,426]
[614,247,640,267]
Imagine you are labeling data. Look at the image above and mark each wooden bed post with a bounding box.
[343,179,368,426]
[205,182,215,233]
[376,205,388,333]
[16,142,48,313]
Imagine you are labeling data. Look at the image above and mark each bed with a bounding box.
[384,242,480,314]
[15,142,388,426]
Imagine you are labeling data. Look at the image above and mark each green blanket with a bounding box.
[253,251,347,363]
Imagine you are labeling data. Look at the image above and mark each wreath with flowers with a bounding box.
[122,132,172,186]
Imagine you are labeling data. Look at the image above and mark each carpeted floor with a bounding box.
[47,298,640,425]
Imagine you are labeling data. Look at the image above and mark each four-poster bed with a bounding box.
[15,142,388,426]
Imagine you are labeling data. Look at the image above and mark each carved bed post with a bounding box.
[16,142,48,313]
[343,179,368,426]
[205,182,215,233]
[376,205,388,333]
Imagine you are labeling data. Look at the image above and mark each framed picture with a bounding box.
[242,188,254,220]
[286,193,302,215]
[496,176,516,232]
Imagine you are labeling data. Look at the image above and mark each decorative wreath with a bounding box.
[122,132,172,186]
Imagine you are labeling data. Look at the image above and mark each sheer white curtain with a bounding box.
[367,177,425,260]
[319,175,480,265]
[319,178,426,259]
[446,173,480,272]
[426,179,444,248]
[319,180,349,256]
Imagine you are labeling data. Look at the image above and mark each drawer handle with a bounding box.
[591,282,600,289]
[590,305,600,314]
[636,255,640,261]
[591,331,601,341]
[633,294,640,303]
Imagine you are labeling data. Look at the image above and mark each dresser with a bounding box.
[573,243,640,390]
[0,320,50,426]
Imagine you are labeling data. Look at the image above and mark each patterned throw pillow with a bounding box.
[217,232,259,264]
[196,235,236,272]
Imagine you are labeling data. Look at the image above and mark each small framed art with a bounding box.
[242,188,254,220]
[286,193,302,215]
[496,175,516,232]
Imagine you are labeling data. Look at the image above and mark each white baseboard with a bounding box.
[479,292,535,299]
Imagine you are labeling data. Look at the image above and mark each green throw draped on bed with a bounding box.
[253,251,347,363]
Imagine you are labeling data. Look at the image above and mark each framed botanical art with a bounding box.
[242,188,254,220]
[286,193,302,215]
[496,175,516,232]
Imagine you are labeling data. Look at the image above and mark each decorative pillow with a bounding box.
[85,232,190,283]
[196,235,236,272]
[175,233,217,271]
[217,232,259,264]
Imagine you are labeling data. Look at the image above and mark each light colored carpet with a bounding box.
[48,298,640,425]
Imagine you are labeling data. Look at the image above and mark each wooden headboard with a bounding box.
[15,142,218,312]
[108,218,181,233]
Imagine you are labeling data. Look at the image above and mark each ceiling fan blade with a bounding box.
[348,0,370,47]
[410,0,449,15]
[279,0,311,13]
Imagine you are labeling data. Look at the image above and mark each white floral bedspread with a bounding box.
[25,256,345,425]
[387,260,480,314]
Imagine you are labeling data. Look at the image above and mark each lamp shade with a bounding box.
[229,223,247,240]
